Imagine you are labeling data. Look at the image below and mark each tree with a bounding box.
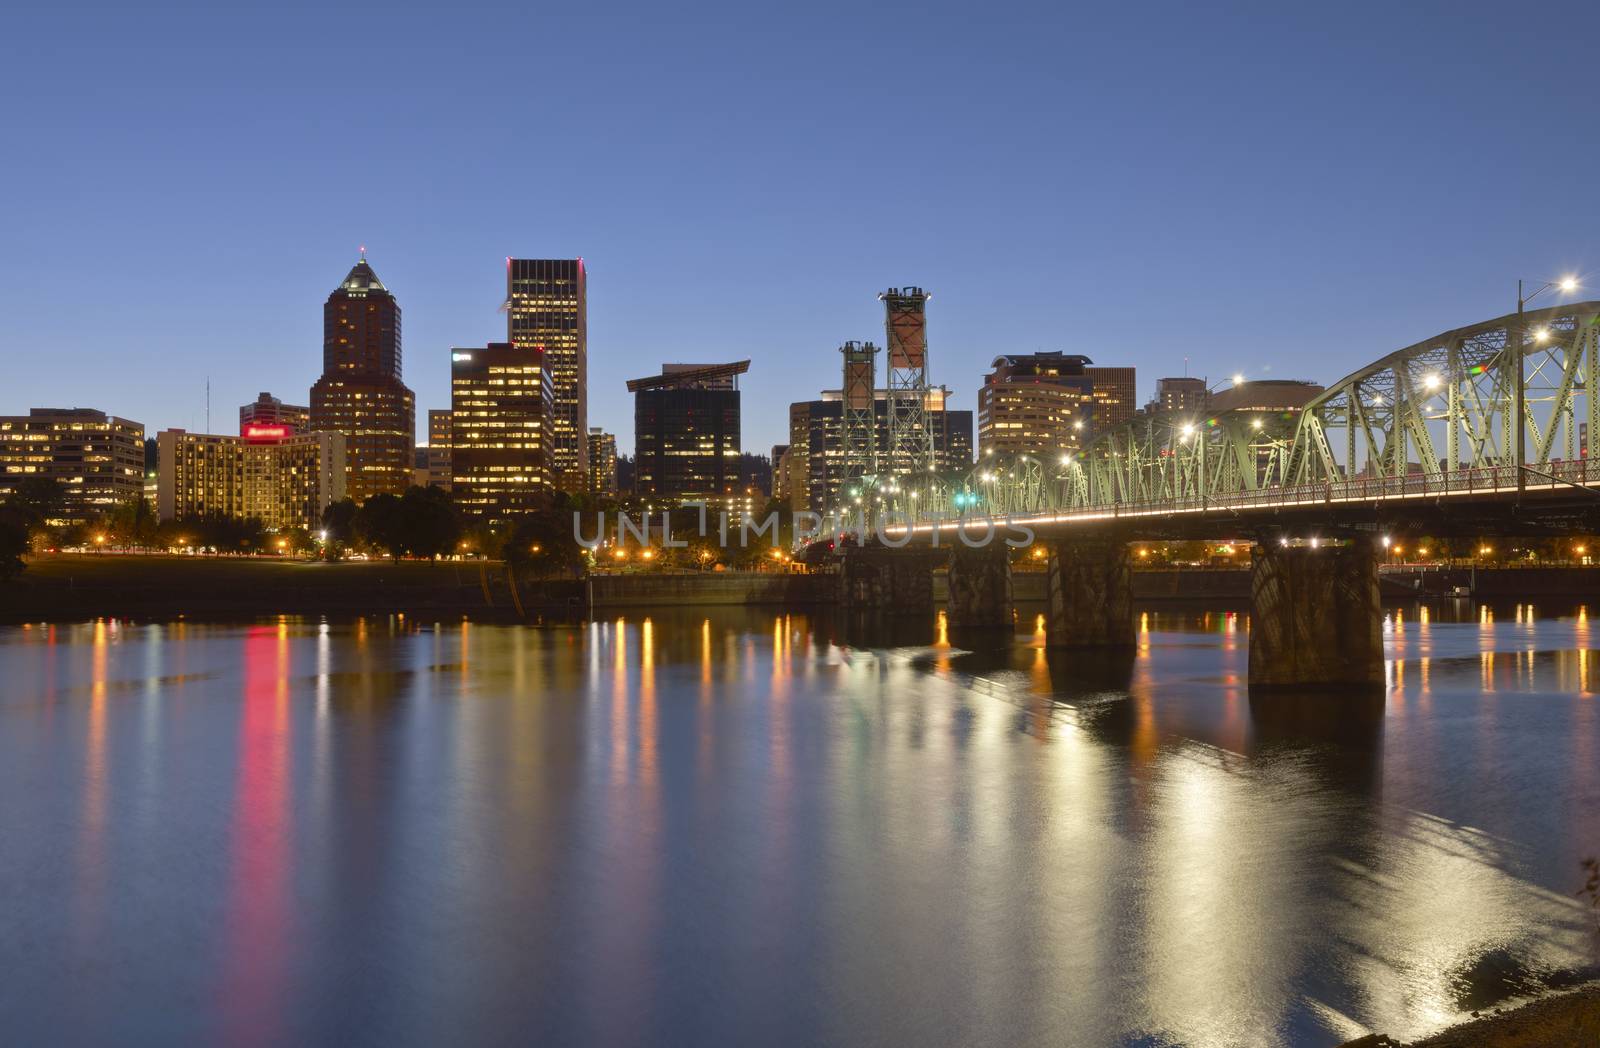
[279,526,314,555]
[3,476,67,550]
[736,452,772,493]
[160,511,263,554]
[322,498,358,542]
[106,497,159,548]
[397,485,461,559]
[7,476,65,525]
[504,509,585,578]
[355,493,406,560]
[0,510,28,579]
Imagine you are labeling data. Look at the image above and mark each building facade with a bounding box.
[507,258,586,491]
[1151,376,1210,417]
[787,390,973,514]
[156,427,345,531]
[1205,379,1323,415]
[1084,365,1137,433]
[587,428,617,494]
[425,408,452,489]
[308,256,415,502]
[770,443,791,501]
[450,342,554,524]
[0,408,145,524]
[240,392,311,434]
[977,353,1096,458]
[629,362,746,504]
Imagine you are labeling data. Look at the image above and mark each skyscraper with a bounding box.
[507,258,586,490]
[977,352,1096,457]
[1084,365,1137,433]
[786,389,972,514]
[587,428,617,494]
[628,361,746,504]
[309,255,415,502]
[240,392,310,434]
[1151,376,1209,416]
[450,342,553,524]
[425,409,452,489]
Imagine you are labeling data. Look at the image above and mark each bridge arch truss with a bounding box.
[857,300,1600,525]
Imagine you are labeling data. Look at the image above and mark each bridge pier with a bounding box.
[1249,536,1383,690]
[837,546,940,616]
[945,547,1014,627]
[1044,539,1134,648]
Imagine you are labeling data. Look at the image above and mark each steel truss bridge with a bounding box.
[847,300,1600,539]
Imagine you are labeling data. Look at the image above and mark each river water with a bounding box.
[1,604,1597,1047]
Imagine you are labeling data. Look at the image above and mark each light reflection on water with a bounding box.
[0,604,1597,1047]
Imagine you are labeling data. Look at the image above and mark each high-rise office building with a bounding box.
[770,444,792,501]
[156,426,345,532]
[0,408,145,524]
[507,258,586,490]
[424,409,452,489]
[1150,376,1210,417]
[1084,365,1137,433]
[977,352,1096,458]
[628,362,747,504]
[786,389,972,514]
[587,428,617,494]
[450,342,554,524]
[240,392,311,434]
[309,255,414,503]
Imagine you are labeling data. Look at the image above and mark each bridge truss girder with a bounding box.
[865,301,1600,526]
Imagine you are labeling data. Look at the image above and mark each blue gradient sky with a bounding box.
[3,3,1597,456]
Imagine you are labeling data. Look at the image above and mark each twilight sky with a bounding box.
[2,3,1597,456]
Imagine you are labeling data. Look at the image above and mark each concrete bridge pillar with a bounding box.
[838,546,939,616]
[1044,539,1134,648]
[1249,536,1383,689]
[945,547,1014,627]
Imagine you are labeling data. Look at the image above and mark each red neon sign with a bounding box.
[243,425,290,442]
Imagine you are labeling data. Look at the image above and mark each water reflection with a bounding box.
[0,605,1595,1046]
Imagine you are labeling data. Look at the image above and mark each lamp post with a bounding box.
[1514,276,1579,497]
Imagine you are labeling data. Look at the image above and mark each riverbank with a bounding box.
[0,555,828,621]
[6,555,1600,622]
[0,555,539,621]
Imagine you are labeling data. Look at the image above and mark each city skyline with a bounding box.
[5,7,1595,461]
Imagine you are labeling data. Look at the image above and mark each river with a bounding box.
[1,604,1597,1046]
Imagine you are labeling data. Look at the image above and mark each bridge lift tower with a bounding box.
[881,287,935,477]
[839,340,880,505]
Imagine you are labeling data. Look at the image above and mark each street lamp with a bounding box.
[1514,275,1580,496]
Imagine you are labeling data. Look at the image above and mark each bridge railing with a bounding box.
[909,459,1598,529]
